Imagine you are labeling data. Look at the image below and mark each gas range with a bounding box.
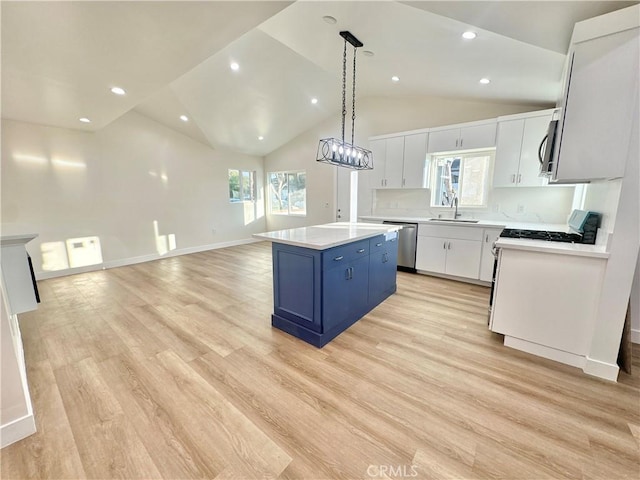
[499,228,582,243]
[498,210,602,245]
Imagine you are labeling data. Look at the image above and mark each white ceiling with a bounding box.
[2,1,636,156]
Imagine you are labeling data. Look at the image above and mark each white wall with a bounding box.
[264,95,547,230]
[1,112,267,278]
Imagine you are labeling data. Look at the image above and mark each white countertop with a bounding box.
[253,222,401,250]
[359,215,609,258]
[495,238,609,258]
[0,233,38,247]
[358,215,567,231]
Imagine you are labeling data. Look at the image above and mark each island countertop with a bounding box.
[252,222,401,250]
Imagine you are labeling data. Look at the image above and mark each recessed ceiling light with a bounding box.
[179,115,189,122]
[362,50,374,57]
[110,86,126,95]
[230,62,240,71]
[462,31,477,40]
[322,15,337,24]
[311,98,318,104]
[480,78,491,84]
[391,76,400,82]
[79,117,91,123]
[258,136,264,141]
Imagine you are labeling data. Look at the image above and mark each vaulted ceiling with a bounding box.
[2,1,636,156]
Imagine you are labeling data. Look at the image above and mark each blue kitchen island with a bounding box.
[253,223,400,347]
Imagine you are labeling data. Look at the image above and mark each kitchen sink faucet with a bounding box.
[452,196,461,219]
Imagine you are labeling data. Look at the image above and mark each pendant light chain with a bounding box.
[341,39,347,145]
[316,30,372,171]
[351,46,357,147]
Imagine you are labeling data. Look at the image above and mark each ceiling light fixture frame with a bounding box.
[316,30,372,171]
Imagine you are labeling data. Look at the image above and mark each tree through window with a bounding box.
[268,171,306,215]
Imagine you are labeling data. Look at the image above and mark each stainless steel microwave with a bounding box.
[538,119,559,177]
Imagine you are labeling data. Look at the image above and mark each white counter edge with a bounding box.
[496,238,609,259]
[0,234,38,247]
[253,223,401,251]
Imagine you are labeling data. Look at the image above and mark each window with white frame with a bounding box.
[430,151,492,207]
[229,169,256,203]
[268,171,306,215]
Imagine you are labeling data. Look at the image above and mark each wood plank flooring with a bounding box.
[2,241,639,479]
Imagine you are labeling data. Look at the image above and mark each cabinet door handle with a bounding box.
[334,255,344,261]
[402,178,406,187]
[443,241,447,249]
[345,268,351,280]
[382,253,388,263]
[381,179,384,187]
[517,173,522,184]
[357,248,365,254]
[350,267,354,279]
[460,138,463,147]
[485,234,489,242]
[511,174,516,183]
[455,139,459,147]
[448,242,452,250]
[376,243,382,247]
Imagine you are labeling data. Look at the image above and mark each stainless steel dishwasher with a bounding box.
[382,221,417,272]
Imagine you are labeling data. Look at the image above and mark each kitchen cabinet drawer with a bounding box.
[322,239,369,270]
[418,224,484,241]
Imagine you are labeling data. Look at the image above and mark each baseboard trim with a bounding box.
[416,270,490,287]
[503,336,586,369]
[631,328,640,344]
[583,356,620,382]
[1,413,36,449]
[35,238,261,280]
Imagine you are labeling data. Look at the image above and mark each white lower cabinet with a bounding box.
[416,224,483,280]
[479,228,503,282]
[490,247,606,365]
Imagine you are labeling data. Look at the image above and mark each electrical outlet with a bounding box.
[492,204,500,212]
[517,204,525,213]
[212,228,217,234]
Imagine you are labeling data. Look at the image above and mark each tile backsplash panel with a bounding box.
[370,186,577,225]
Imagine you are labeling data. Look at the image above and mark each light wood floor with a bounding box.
[2,241,639,479]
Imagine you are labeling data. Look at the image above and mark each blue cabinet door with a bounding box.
[322,255,370,333]
[368,238,398,306]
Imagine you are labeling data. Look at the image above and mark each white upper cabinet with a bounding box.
[366,133,428,189]
[494,110,552,187]
[368,138,387,189]
[384,136,405,188]
[402,133,428,188]
[427,120,497,153]
[553,25,639,182]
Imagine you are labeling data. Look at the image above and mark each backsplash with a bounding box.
[370,186,577,225]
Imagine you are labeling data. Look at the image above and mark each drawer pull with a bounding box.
[333,255,344,261]
[357,248,365,253]
[376,243,382,247]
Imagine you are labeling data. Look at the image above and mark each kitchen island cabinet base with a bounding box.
[270,233,398,347]
[271,283,396,348]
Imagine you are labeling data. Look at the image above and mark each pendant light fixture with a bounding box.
[316,31,373,170]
